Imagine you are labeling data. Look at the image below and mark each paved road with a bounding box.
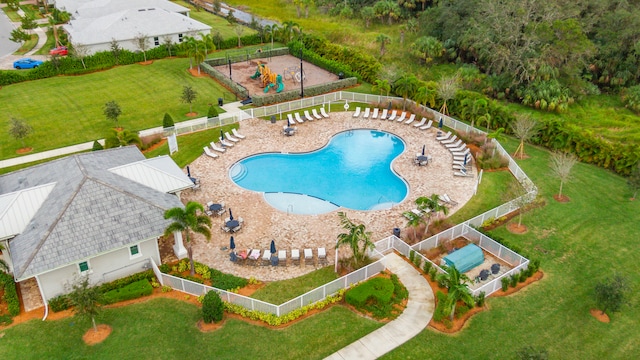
[0,7,20,58]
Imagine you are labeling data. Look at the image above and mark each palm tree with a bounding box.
[183,36,198,70]
[412,36,444,63]
[376,33,391,58]
[372,79,391,97]
[415,194,448,234]
[402,210,425,239]
[104,128,142,149]
[414,83,438,108]
[199,32,215,57]
[280,20,300,43]
[335,212,374,269]
[264,24,279,51]
[436,265,475,321]
[164,202,212,276]
[394,74,420,110]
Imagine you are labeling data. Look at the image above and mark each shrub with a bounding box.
[346,277,395,308]
[432,290,448,322]
[429,267,438,282]
[510,273,520,287]
[456,305,470,318]
[422,260,432,274]
[48,294,72,312]
[101,279,153,304]
[0,272,20,316]
[162,113,174,128]
[475,292,486,307]
[202,290,224,323]
[519,271,527,282]
[210,268,248,290]
[501,277,510,291]
[413,255,422,269]
[409,250,415,263]
[207,105,218,118]
[140,134,162,151]
[159,263,171,273]
[622,85,640,113]
[92,140,103,151]
[98,270,155,293]
[161,285,172,293]
[0,314,12,326]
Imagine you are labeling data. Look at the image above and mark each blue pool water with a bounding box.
[230,129,407,214]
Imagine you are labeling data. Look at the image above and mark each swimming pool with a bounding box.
[230,129,408,214]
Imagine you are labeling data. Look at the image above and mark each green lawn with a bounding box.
[251,267,338,304]
[382,137,640,359]
[13,34,38,55]
[171,0,257,40]
[0,298,382,359]
[0,58,233,160]
[34,28,56,56]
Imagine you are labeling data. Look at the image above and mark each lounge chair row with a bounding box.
[203,128,246,159]
[436,131,473,177]
[231,247,327,267]
[287,108,330,125]
[352,107,434,130]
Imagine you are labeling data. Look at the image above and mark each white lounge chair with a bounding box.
[442,193,459,206]
[318,247,327,265]
[225,132,240,142]
[413,117,427,127]
[441,135,458,145]
[453,163,470,171]
[449,144,467,153]
[312,108,322,119]
[420,119,433,130]
[287,113,295,125]
[232,128,246,139]
[454,170,472,177]
[371,108,379,119]
[436,131,452,141]
[363,107,371,118]
[219,137,234,147]
[445,140,463,149]
[210,142,225,153]
[380,109,388,120]
[320,107,330,118]
[405,114,416,125]
[388,110,397,121]
[304,110,314,121]
[262,250,271,266]
[291,249,300,265]
[304,248,313,265]
[353,107,361,118]
[396,112,406,122]
[452,149,471,158]
[203,146,218,158]
[278,250,287,266]
[295,112,304,123]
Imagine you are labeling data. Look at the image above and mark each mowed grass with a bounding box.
[0,298,382,360]
[0,58,232,160]
[251,267,339,304]
[382,137,640,359]
[171,0,257,40]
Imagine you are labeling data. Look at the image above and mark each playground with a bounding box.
[213,54,339,97]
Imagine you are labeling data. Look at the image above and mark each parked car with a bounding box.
[13,58,44,69]
[49,46,68,56]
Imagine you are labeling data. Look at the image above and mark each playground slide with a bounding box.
[275,74,284,93]
[264,83,275,93]
[250,67,261,79]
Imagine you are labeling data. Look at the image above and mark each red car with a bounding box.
[49,46,68,56]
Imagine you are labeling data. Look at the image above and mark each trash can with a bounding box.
[393,228,401,238]
[218,97,223,107]
[271,115,276,124]
[338,72,345,80]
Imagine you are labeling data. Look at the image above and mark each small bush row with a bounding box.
[101,279,153,305]
[345,277,395,308]
[98,269,155,293]
[0,272,20,316]
[165,259,248,290]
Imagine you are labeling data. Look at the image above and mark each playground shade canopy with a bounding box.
[441,244,484,273]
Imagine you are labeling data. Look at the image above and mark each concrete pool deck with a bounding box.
[179,111,477,281]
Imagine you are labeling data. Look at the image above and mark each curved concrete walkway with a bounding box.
[325,253,435,360]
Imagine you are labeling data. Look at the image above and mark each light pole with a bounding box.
[334,239,339,273]
[228,58,232,80]
[299,48,304,98]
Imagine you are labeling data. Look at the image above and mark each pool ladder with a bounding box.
[287,204,294,215]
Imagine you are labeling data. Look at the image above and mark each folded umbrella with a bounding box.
[270,239,276,255]
[438,117,443,129]
[422,145,425,156]
[186,165,191,177]
[229,208,233,221]
[230,236,235,250]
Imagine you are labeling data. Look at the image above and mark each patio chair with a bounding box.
[445,140,463,149]
[320,107,330,118]
[363,107,371,119]
[388,110,397,121]
[219,137,234,147]
[203,147,218,159]
[312,108,322,119]
[396,112,406,122]
[449,145,467,153]
[318,248,327,266]
[248,249,261,266]
[225,132,240,142]
[205,201,214,216]
[371,108,379,119]
[295,112,305,123]
[380,109,388,120]
[287,113,295,124]
[441,135,458,145]
[221,225,231,232]
[232,128,246,139]
[405,114,416,125]
[262,250,271,266]
[442,193,459,206]
[304,110,314,121]
[412,117,427,127]
[304,248,314,265]
[454,170,472,177]
[436,131,452,141]
[352,107,361,118]
[278,250,287,266]
[210,142,226,152]
[291,249,300,265]
[420,119,433,130]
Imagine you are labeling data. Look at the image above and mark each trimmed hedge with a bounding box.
[101,279,153,305]
[48,294,72,312]
[98,269,156,293]
[0,272,20,316]
[252,77,357,106]
[345,277,394,308]
[200,62,249,98]
[204,47,290,66]
[210,269,247,290]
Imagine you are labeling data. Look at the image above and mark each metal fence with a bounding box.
[150,256,386,316]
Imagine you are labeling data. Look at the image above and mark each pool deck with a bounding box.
[179,111,477,281]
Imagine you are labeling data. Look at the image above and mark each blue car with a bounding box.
[13,58,44,69]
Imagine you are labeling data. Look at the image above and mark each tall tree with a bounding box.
[72,43,89,69]
[163,36,174,57]
[67,276,103,332]
[376,33,391,58]
[549,152,577,199]
[164,202,212,276]
[234,25,245,48]
[133,33,150,62]
[412,36,444,63]
[181,86,198,114]
[511,114,539,159]
[436,265,474,321]
[594,274,629,315]
[361,6,375,28]
[335,212,374,269]
[394,74,420,110]
[20,15,37,34]
[414,82,438,108]
[9,117,32,149]
[264,24,279,50]
[436,75,460,115]
[103,100,122,126]
[372,79,391,97]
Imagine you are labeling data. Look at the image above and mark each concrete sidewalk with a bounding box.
[0,139,104,169]
[324,253,435,360]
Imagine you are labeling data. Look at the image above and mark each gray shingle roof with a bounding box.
[0,146,185,280]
